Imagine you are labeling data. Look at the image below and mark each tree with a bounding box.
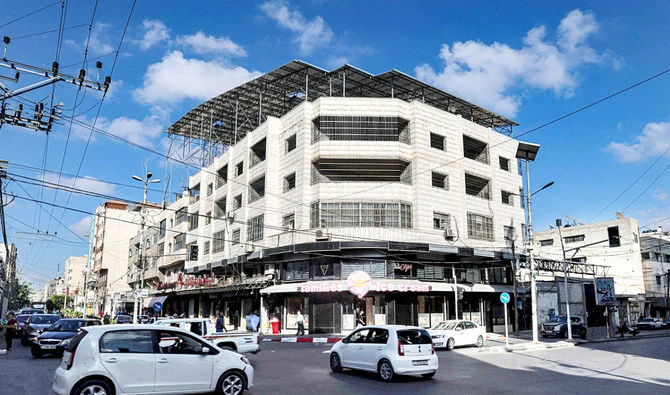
[49,294,74,310]
[45,299,55,312]
[7,278,32,311]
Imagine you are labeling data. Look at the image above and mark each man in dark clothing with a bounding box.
[215,311,226,332]
[5,312,17,350]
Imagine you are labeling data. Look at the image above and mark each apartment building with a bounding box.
[64,255,87,310]
[639,227,670,317]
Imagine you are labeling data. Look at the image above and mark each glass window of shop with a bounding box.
[418,295,445,328]
[416,264,445,280]
[341,260,386,279]
[285,297,308,329]
[285,262,309,281]
[310,258,339,279]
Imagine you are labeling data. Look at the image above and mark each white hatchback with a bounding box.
[329,325,438,382]
[52,324,254,395]
[429,320,486,350]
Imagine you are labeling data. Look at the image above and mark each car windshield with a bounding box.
[547,316,567,323]
[46,320,87,332]
[397,329,433,345]
[117,316,131,321]
[30,315,60,325]
[16,315,30,323]
[432,321,458,330]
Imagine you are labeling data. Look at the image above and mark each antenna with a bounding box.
[565,215,585,226]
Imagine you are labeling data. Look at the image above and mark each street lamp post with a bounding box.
[131,171,160,324]
[555,219,573,341]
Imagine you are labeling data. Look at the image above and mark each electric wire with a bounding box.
[0,1,60,29]
[11,23,88,40]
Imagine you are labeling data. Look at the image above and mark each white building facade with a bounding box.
[639,227,670,318]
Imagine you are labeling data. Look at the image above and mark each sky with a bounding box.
[1,0,669,290]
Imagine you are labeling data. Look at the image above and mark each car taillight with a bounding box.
[397,341,404,356]
[65,349,76,370]
[431,342,435,354]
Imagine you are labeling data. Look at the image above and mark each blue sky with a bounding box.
[2,0,669,290]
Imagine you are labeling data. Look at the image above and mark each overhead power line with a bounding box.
[0,1,60,29]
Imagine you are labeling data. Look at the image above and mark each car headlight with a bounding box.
[60,339,70,347]
[553,325,563,332]
[30,337,39,343]
[433,334,444,339]
[240,357,250,365]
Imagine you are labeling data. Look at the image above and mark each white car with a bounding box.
[329,325,438,382]
[52,324,254,395]
[429,320,486,350]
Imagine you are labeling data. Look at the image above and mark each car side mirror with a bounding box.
[341,338,349,344]
[201,347,210,354]
[455,327,462,332]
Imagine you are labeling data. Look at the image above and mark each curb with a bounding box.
[261,336,342,343]
[479,341,575,353]
[579,331,670,344]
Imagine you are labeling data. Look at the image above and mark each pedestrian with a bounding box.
[4,312,17,351]
[250,311,260,332]
[296,309,305,336]
[215,311,226,332]
[356,311,365,328]
[245,312,252,332]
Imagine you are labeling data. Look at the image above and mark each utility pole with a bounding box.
[556,219,573,341]
[510,238,519,337]
[666,269,670,316]
[452,264,459,319]
[63,260,68,311]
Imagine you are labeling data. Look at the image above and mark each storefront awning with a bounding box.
[143,295,169,308]
[260,281,524,295]
[260,282,307,294]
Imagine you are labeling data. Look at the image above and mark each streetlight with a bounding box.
[131,171,160,324]
[555,218,573,341]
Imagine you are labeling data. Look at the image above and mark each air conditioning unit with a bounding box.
[264,264,276,276]
[245,245,254,254]
[315,230,330,241]
[444,228,455,241]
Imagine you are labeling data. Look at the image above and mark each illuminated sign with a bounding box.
[299,271,430,297]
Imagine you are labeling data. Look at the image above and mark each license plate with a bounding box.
[434,342,444,347]
[412,360,429,366]
[41,345,57,350]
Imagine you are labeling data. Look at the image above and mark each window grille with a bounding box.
[564,235,585,243]
[467,213,494,241]
[188,211,199,231]
[463,135,489,164]
[249,176,265,203]
[285,134,297,153]
[432,171,448,190]
[212,231,225,253]
[499,157,510,171]
[247,215,264,241]
[540,239,554,246]
[233,194,242,210]
[249,138,267,168]
[203,241,210,255]
[501,190,514,205]
[310,201,412,229]
[282,213,295,230]
[283,173,296,192]
[216,165,228,188]
[312,115,410,143]
[465,173,491,200]
[232,229,241,245]
[430,133,445,150]
[215,198,226,218]
[235,161,244,177]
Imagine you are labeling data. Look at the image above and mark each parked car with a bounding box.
[663,317,670,329]
[153,318,260,354]
[637,317,663,330]
[21,314,61,346]
[31,318,102,358]
[115,314,133,324]
[428,320,486,350]
[329,325,438,382]
[541,316,587,339]
[13,314,31,338]
[51,324,254,395]
[19,309,45,315]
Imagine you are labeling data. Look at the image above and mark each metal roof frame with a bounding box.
[166,60,518,146]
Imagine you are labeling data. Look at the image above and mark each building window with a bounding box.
[203,241,210,255]
[430,133,445,150]
[657,275,662,285]
[284,173,296,192]
[285,134,297,153]
[312,158,411,184]
[235,161,244,177]
[175,207,187,225]
[499,157,510,171]
[188,211,199,231]
[465,173,491,200]
[467,212,494,241]
[206,183,213,196]
[216,165,228,189]
[249,175,265,203]
[212,230,225,253]
[501,190,514,206]
[540,239,554,246]
[248,215,264,241]
[433,212,451,230]
[215,197,226,218]
[286,262,309,281]
[231,229,241,245]
[233,194,242,210]
[249,138,267,168]
[607,226,621,247]
[564,235,585,243]
[159,219,166,238]
[283,213,295,230]
[173,233,185,251]
[431,171,448,190]
[310,201,413,229]
[205,211,211,225]
[463,135,489,164]
[573,257,587,263]
[641,252,650,259]
[312,115,410,143]
[504,226,515,241]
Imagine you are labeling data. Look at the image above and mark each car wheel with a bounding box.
[476,335,484,348]
[422,372,436,379]
[73,379,113,395]
[446,338,455,351]
[330,352,343,373]
[31,347,43,358]
[216,370,246,395]
[377,359,395,382]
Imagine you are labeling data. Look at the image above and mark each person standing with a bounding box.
[296,309,305,336]
[215,311,226,332]
[5,312,17,351]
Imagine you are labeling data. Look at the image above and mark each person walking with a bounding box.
[296,309,305,336]
[4,312,17,351]
[215,311,226,332]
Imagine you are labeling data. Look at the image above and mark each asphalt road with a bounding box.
[2,336,669,394]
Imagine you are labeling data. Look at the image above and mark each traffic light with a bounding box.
[189,244,199,261]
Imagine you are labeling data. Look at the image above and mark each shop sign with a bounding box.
[394,263,412,273]
[595,277,616,306]
[158,271,216,291]
[299,271,431,298]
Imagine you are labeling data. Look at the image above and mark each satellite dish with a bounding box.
[615,212,625,219]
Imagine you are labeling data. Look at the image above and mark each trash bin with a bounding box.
[271,316,280,335]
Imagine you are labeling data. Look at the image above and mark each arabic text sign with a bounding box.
[595,277,616,306]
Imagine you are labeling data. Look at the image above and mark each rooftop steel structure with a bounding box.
[166,60,518,146]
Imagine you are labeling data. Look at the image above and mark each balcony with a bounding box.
[156,252,188,269]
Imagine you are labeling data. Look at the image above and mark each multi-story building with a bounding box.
[0,243,17,316]
[534,217,644,326]
[640,226,670,317]
[145,61,529,334]
[90,200,160,315]
[64,255,87,310]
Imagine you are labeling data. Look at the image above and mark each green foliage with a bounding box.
[45,299,55,312]
[48,294,74,310]
[7,278,32,311]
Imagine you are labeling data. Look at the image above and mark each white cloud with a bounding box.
[44,173,116,196]
[70,108,167,147]
[260,0,334,55]
[652,189,669,202]
[176,32,247,56]
[132,51,261,105]
[415,9,614,117]
[66,22,114,56]
[136,19,170,50]
[69,216,93,236]
[605,122,670,163]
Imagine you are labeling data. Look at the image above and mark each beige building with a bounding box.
[639,227,670,318]
[65,255,87,309]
